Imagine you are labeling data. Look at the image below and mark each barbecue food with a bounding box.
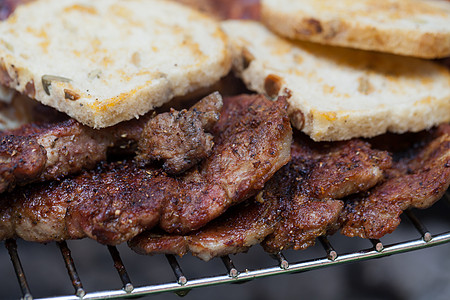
[129,163,289,261]
[129,134,392,259]
[0,0,231,128]
[130,123,450,260]
[0,94,292,244]
[0,0,449,264]
[261,0,450,58]
[135,92,222,174]
[261,137,392,253]
[222,20,450,141]
[341,124,450,239]
[0,92,222,193]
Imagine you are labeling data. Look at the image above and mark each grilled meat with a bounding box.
[129,163,288,261]
[0,135,47,193]
[155,94,292,234]
[129,194,280,261]
[0,118,143,193]
[135,92,222,174]
[0,92,222,193]
[0,94,292,244]
[129,135,392,259]
[341,124,450,239]
[262,138,392,253]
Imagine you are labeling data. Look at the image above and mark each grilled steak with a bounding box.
[129,134,392,259]
[129,163,289,261]
[0,92,222,193]
[0,94,292,244]
[262,137,392,253]
[341,124,450,239]
[136,92,222,174]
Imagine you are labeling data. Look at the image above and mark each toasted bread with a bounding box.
[0,0,231,128]
[222,20,450,141]
[261,0,450,58]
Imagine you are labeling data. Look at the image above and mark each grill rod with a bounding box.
[404,209,432,242]
[57,241,85,298]
[5,239,33,300]
[165,254,187,286]
[221,255,239,278]
[107,246,133,293]
[271,252,289,270]
[370,239,384,252]
[52,231,450,300]
[7,189,450,300]
[318,236,337,261]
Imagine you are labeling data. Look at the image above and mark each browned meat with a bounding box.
[129,160,289,261]
[0,94,292,244]
[0,135,47,192]
[0,117,144,193]
[130,134,392,259]
[0,93,222,192]
[0,162,164,243]
[136,92,222,174]
[129,196,279,261]
[293,138,392,199]
[261,138,392,253]
[157,94,292,233]
[201,94,292,201]
[341,124,450,239]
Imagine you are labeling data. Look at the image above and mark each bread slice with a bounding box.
[0,0,231,128]
[261,0,450,59]
[222,20,450,141]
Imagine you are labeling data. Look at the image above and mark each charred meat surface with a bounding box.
[257,137,392,253]
[0,117,144,192]
[341,124,450,239]
[129,163,289,261]
[158,94,292,233]
[129,195,280,261]
[129,158,295,261]
[0,135,46,193]
[130,134,392,259]
[0,93,222,192]
[0,94,292,244]
[136,92,222,174]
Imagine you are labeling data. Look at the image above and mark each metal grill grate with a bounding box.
[2,189,450,300]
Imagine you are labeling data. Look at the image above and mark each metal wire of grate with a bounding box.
[3,189,450,300]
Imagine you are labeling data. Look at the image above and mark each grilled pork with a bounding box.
[0,94,292,244]
[0,92,222,193]
[341,124,450,239]
[129,135,392,259]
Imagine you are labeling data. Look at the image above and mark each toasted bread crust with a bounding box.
[223,20,450,141]
[0,0,232,128]
[261,0,450,58]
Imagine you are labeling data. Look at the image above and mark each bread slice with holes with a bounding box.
[261,0,450,59]
[0,0,231,128]
[222,20,450,141]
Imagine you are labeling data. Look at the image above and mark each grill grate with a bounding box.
[2,189,450,300]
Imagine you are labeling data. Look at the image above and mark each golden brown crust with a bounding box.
[261,0,450,58]
[0,0,232,128]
